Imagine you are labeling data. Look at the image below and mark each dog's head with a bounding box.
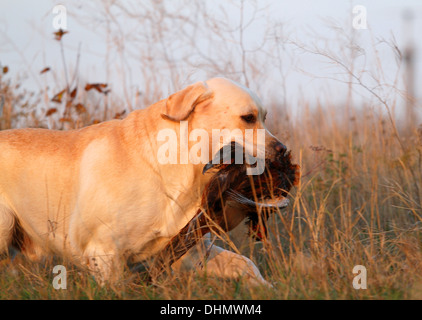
[160,77,299,240]
[161,77,289,166]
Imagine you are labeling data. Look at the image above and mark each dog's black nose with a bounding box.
[274,142,287,154]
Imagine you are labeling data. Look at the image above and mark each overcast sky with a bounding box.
[1,0,421,115]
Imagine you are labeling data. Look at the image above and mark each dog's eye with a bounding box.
[241,114,256,124]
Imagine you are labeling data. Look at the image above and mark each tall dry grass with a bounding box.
[1,85,421,299]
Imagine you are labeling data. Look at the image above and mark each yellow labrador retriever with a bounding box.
[0,78,288,286]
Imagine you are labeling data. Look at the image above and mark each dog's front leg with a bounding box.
[172,234,272,287]
[83,242,123,285]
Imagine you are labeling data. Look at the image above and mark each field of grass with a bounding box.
[1,66,421,299]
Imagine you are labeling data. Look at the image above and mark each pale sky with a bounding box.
[1,0,421,117]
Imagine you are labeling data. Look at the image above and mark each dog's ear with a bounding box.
[161,81,213,121]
